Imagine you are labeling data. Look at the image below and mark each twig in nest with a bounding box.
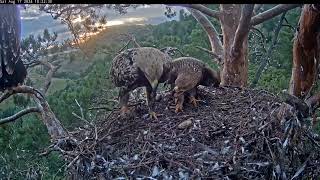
[65,155,80,171]
[75,99,84,120]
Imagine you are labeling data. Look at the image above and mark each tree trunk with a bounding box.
[289,5,320,97]
[220,4,249,87]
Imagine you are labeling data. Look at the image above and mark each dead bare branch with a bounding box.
[251,4,301,26]
[188,8,223,58]
[0,107,41,125]
[232,4,255,54]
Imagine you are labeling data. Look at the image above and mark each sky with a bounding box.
[20,5,185,41]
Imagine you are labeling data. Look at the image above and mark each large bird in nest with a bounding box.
[163,57,220,113]
[110,47,173,119]
[0,5,27,91]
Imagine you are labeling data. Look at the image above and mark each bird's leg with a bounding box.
[188,88,198,107]
[119,87,130,117]
[174,89,185,113]
[146,84,158,120]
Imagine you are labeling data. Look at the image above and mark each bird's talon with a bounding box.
[175,104,183,113]
[149,111,158,120]
[189,97,198,107]
[120,106,131,118]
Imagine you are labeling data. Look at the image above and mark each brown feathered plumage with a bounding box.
[0,5,26,91]
[164,57,220,112]
[110,47,172,118]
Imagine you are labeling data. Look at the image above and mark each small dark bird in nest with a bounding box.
[163,57,220,113]
[0,5,27,91]
[110,47,172,119]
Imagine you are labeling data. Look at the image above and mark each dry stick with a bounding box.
[251,12,286,88]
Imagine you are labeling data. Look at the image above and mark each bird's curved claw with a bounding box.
[189,96,198,107]
[149,111,159,120]
[175,103,183,113]
[120,106,132,119]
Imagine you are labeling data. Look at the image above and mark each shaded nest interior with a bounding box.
[61,86,320,179]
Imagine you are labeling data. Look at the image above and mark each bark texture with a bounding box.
[289,5,320,97]
[220,4,251,87]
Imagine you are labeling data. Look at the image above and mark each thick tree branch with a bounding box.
[167,4,221,19]
[232,4,255,54]
[253,4,263,15]
[250,4,301,26]
[251,12,286,88]
[188,8,223,59]
[1,86,67,140]
[289,4,320,97]
[0,107,41,125]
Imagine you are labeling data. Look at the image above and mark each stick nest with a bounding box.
[58,86,320,179]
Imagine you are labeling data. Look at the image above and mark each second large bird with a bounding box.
[110,47,172,119]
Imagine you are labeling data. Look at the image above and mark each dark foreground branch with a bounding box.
[0,107,41,125]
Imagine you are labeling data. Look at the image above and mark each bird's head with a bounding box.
[160,47,186,58]
[201,67,221,87]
